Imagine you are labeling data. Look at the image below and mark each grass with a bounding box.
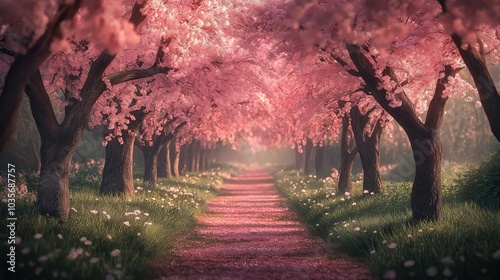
[0,163,233,280]
[274,160,500,279]
[457,151,500,210]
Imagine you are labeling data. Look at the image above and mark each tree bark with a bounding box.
[37,139,78,220]
[351,106,383,193]
[347,44,455,221]
[143,146,158,185]
[0,0,82,151]
[100,130,138,196]
[338,115,358,194]
[192,141,201,172]
[451,35,500,142]
[164,142,173,178]
[315,145,328,179]
[157,145,167,178]
[199,148,206,171]
[409,132,443,221]
[295,146,304,170]
[23,3,161,220]
[172,145,181,177]
[179,144,188,175]
[101,108,146,196]
[141,120,185,183]
[438,1,500,142]
[303,138,315,175]
[185,142,195,172]
[204,148,213,169]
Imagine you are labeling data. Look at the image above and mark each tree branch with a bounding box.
[330,52,361,77]
[0,47,18,57]
[108,63,173,86]
[0,0,82,150]
[346,43,426,138]
[25,70,61,139]
[425,65,454,130]
[61,1,150,133]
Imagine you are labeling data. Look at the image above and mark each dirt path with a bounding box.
[149,169,374,280]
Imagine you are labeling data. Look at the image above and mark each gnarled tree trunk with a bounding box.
[199,148,206,171]
[141,120,185,185]
[100,130,138,196]
[22,2,156,220]
[409,132,444,221]
[338,115,358,194]
[348,44,455,221]
[143,145,158,185]
[157,145,167,178]
[164,142,173,178]
[37,138,79,220]
[101,107,148,195]
[303,138,315,175]
[172,149,181,177]
[351,106,383,194]
[295,146,304,170]
[204,147,213,169]
[0,1,82,151]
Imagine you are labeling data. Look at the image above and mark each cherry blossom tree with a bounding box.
[360,0,500,141]
[0,0,145,150]
[236,0,477,221]
[20,1,166,220]
[0,0,82,150]
[89,0,261,192]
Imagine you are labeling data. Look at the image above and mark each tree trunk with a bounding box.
[172,147,180,177]
[409,132,443,221]
[438,2,500,142]
[143,146,158,185]
[351,106,383,194]
[193,141,201,172]
[451,35,500,142]
[138,120,185,184]
[186,142,195,172]
[101,109,146,195]
[315,145,327,179]
[157,145,167,178]
[199,148,206,171]
[338,115,358,194]
[0,1,82,151]
[37,140,77,220]
[189,142,197,172]
[23,2,157,220]
[165,141,173,178]
[358,136,382,194]
[179,144,187,175]
[204,148,213,169]
[100,131,137,196]
[338,154,355,194]
[295,146,304,170]
[347,44,454,221]
[303,139,315,175]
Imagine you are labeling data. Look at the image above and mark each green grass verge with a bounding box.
[457,151,500,210]
[1,168,231,280]
[275,165,500,279]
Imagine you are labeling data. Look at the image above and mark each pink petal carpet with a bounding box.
[149,169,374,280]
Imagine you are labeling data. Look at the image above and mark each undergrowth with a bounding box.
[0,164,231,280]
[275,158,500,280]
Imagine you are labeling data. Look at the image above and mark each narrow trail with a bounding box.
[149,169,374,280]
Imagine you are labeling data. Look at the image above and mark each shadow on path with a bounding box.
[148,169,374,280]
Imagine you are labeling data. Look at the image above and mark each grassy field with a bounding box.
[275,155,500,279]
[1,161,233,280]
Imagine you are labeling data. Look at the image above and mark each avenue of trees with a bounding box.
[0,0,499,222]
